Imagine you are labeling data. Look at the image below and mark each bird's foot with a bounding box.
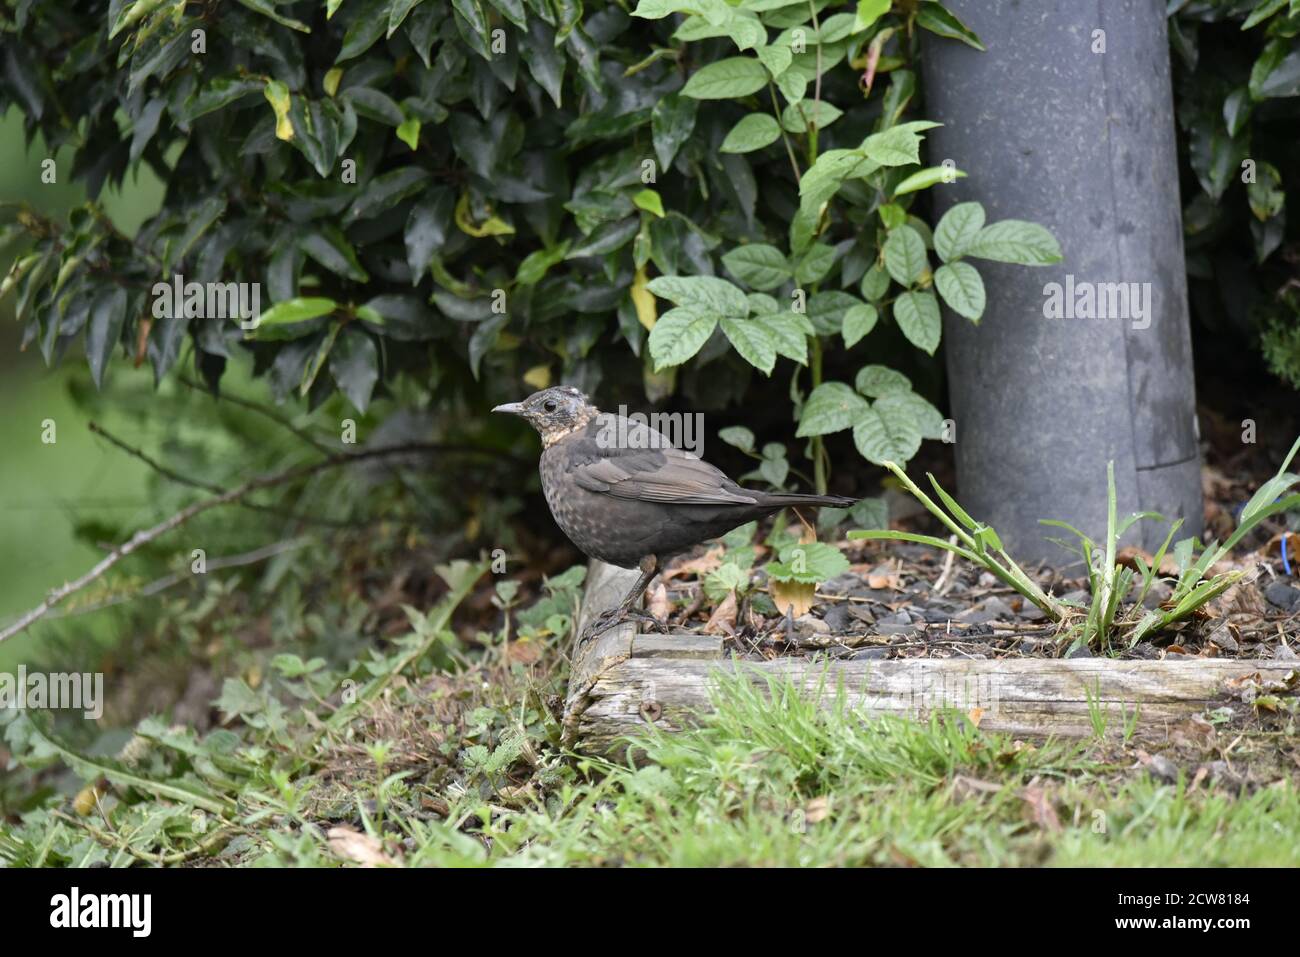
[578,607,628,645]
[578,607,664,644]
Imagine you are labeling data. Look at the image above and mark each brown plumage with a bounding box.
[494,386,856,639]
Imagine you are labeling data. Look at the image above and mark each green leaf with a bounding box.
[719,425,756,453]
[250,297,338,339]
[646,275,749,316]
[300,226,369,282]
[882,225,928,286]
[347,166,430,222]
[860,263,890,302]
[841,302,878,347]
[853,0,890,32]
[682,57,769,99]
[87,286,127,389]
[720,316,777,374]
[934,201,985,262]
[515,242,571,285]
[648,306,720,370]
[756,43,793,77]
[862,125,932,166]
[853,396,923,465]
[796,381,868,437]
[722,243,790,290]
[806,291,860,336]
[893,165,965,196]
[891,390,946,439]
[720,113,782,153]
[752,312,809,364]
[338,0,391,61]
[779,100,843,133]
[329,326,380,412]
[855,364,912,397]
[237,0,311,31]
[966,220,1063,265]
[795,243,836,284]
[765,541,849,584]
[915,2,985,50]
[651,93,697,169]
[893,290,942,354]
[798,148,878,213]
[934,261,986,322]
[633,189,666,218]
[405,188,454,283]
[396,116,421,150]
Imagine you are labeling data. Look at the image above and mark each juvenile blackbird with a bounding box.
[494,386,856,639]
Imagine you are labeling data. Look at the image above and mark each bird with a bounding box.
[494,386,857,641]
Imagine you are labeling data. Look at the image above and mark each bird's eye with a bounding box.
[543,399,558,413]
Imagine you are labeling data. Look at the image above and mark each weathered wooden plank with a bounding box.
[561,560,1298,753]
[574,656,1297,752]
[564,561,719,745]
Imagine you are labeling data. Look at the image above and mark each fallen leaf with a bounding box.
[770,579,816,618]
[327,826,398,867]
[950,774,1002,801]
[505,638,542,665]
[1019,785,1061,832]
[704,590,738,635]
[662,547,725,582]
[803,796,830,824]
[647,582,672,622]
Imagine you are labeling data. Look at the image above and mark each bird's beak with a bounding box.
[492,402,525,416]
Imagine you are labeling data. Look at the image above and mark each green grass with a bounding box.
[5,639,1297,866]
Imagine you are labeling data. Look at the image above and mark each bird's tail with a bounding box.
[758,491,858,509]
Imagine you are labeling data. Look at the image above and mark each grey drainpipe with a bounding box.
[920,0,1203,564]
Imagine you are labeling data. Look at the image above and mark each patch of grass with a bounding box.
[6,636,1298,866]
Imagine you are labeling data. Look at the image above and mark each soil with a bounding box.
[651,423,1300,665]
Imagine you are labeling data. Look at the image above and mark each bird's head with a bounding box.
[493,386,597,446]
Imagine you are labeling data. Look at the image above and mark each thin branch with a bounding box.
[0,441,449,644]
[87,420,377,530]
[176,374,337,455]
[43,538,311,621]
[768,81,803,184]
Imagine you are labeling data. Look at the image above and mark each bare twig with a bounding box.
[87,421,381,530]
[176,373,337,455]
[0,441,446,644]
[43,538,310,621]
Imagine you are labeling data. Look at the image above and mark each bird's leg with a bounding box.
[580,555,659,643]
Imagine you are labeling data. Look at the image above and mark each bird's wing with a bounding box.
[568,420,759,506]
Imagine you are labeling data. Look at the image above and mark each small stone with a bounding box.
[1207,626,1239,654]
[1144,754,1180,784]
[1142,581,1172,609]
[848,603,877,625]
[821,604,854,633]
[852,647,890,660]
[1018,638,1040,653]
[1130,642,1160,660]
[794,614,830,635]
[1017,603,1046,622]
[956,595,1015,625]
[1265,581,1300,612]
[1067,643,1093,659]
